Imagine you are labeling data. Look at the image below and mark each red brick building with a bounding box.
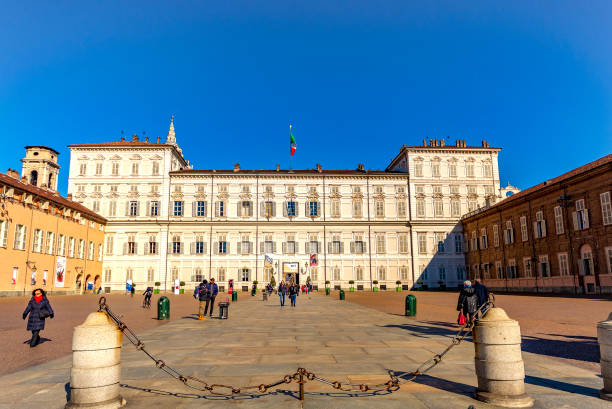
[461,154,612,294]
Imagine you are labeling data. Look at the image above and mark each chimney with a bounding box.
[132,134,139,142]
[316,163,322,173]
[233,163,240,172]
[144,136,149,142]
[440,139,445,147]
[422,139,427,146]
[481,140,489,148]
[156,136,161,144]
[6,168,19,179]
[67,193,73,201]
[357,163,365,171]
[276,164,280,172]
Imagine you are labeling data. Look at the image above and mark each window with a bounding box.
[451,199,460,217]
[77,185,85,193]
[263,234,275,253]
[32,229,43,253]
[263,201,275,218]
[307,239,319,254]
[504,220,514,244]
[523,258,532,277]
[308,201,319,217]
[173,201,184,216]
[539,255,550,277]
[68,237,75,257]
[377,266,386,281]
[419,265,428,281]
[241,185,250,194]
[79,163,87,176]
[57,234,66,256]
[449,163,457,177]
[415,185,424,194]
[352,235,366,253]
[129,201,138,217]
[400,266,409,280]
[573,199,589,230]
[147,268,154,282]
[468,200,477,212]
[483,163,492,177]
[127,235,136,255]
[94,162,103,175]
[375,201,384,217]
[466,163,474,177]
[0,220,8,247]
[194,235,206,254]
[217,236,227,254]
[88,241,95,260]
[131,162,139,175]
[78,239,85,259]
[104,269,112,282]
[456,266,465,281]
[417,233,427,254]
[352,186,361,194]
[170,268,178,281]
[416,199,425,217]
[471,231,478,251]
[152,162,159,175]
[331,200,340,217]
[310,267,319,281]
[332,267,340,281]
[435,232,445,253]
[108,201,117,217]
[239,236,252,255]
[93,200,100,212]
[554,206,564,234]
[148,236,158,255]
[601,192,612,225]
[432,163,440,177]
[493,224,499,247]
[397,201,406,217]
[484,185,494,196]
[467,186,476,195]
[218,268,226,282]
[495,261,502,279]
[355,266,364,281]
[480,228,488,249]
[150,201,159,217]
[558,253,569,276]
[330,235,343,254]
[439,267,446,281]
[283,237,296,254]
[265,185,274,194]
[172,235,182,254]
[195,201,207,217]
[286,201,296,217]
[398,234,409,254]
[215,201,226,217]
[415,162,423,177]
[241,268,250,282]
[507,259,517,279]
[240,201,252,217]
[105,236,114,256]
[98,244,103,261]
[46,232,55,255]
[534,211,547,238]
[111,162,119,175]
[433,199,443,217]
[454,234,462,253]
[263,267,272,282]
[433,185,442,195]
[330,186,340,195]
[192,268,203,283]
[376,235,385,254]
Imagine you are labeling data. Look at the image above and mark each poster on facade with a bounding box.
[12,267,17,285]
[55,257,66,288]
[126,279,133,292]
[264,254,273,268]
[43,270,48,286]
[174,279,180,295]
[310,253,318,267]
[283,262,299,274]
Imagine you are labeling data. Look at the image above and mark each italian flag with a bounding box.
[290,130,297,156]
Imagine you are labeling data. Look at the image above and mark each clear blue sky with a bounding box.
[1,1,611,195]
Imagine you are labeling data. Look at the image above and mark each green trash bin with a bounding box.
[405,294,417,317]
[325,287,330,296]
[157,296,170,320]
[339,290,345,300]
[232,291,238,302]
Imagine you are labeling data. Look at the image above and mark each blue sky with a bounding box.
[1,1,611,195]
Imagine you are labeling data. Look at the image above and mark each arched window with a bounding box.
[147,268,154,282]
[193,267,203,283]
[171,267,179,281]
[332,267,340,281]
[30,170,38,186]
[355,266,364,281]
[217,268,226,282]
[378,266,387,281]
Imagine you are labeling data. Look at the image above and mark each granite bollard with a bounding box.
[65,312,126,409]
[598,312,612,401]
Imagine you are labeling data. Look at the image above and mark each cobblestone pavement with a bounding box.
[343,290,612,372]
[0,292,608,408]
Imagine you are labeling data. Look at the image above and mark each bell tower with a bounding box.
[21,146,61,191]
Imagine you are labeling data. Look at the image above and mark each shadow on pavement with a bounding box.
[22,337,52,345]
[380,323,463,339]
[524,375,600,397]
[521,335,600,363]
[388,370,474,396]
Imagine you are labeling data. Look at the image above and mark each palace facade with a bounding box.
[67,119,505,292]
[462,154,612,294]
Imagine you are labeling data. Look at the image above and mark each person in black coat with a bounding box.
[457,280,478,324]
[22,288,54,347]
[474,279,489,308]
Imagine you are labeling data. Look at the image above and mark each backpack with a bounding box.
[193,287,200,299]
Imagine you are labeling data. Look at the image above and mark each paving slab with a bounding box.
[0,293,606,408]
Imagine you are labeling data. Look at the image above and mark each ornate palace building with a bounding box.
[67,119,505,292]
[462,154,612,295]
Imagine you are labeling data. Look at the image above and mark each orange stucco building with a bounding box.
[0,167,106,296]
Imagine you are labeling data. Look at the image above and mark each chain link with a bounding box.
[97,294,494,397]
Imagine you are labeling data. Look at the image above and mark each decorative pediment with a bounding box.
[147,192,161,198]
[128,191,139,198]
[352,192,364,199]
[78,155,89,160]
[465,157,476,162]
[105,193,119,199]
[194,193,207,200]
[431,156,441,162]
[110,155,122,160]
[130,154,142,160]
[171,192,184,200]
[447,157,458,163]
[150,154,163,160]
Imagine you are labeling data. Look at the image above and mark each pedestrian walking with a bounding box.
[197,280,209,320]
[457,280,478,325]
[205,278,219,317]
[289,283,298,307]
[278,281,286,307]
[474,279,489,309]
[22,288,54,348]
[142,286,153,308]
[130,284,136,298]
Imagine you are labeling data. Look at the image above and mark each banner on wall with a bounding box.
[283,262,299,274]
[12,267,17,285]
[174,279,180,295]
[126,279,133,292]
[55,257,66,288]
[43,270,48,286]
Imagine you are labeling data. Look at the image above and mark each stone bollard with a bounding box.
[473,307,534,408]
[65,312,126,409]
[598,312,612,401]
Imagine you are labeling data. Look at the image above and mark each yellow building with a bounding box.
[0,162,106,296]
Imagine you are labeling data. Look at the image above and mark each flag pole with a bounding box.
[289,123,293,172]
